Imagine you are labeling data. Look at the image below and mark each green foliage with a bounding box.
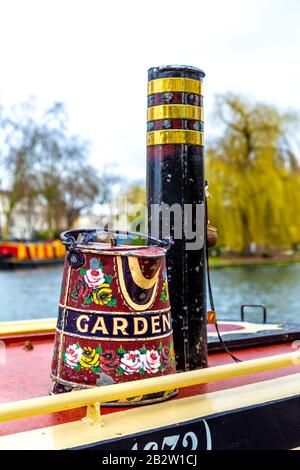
[107,297,117,307]
[83,295,92,305]
[104,274,113,283]
[71,290,78,299]
[206,93,300,253]
[117,345,126,356]
[35,230,55,240]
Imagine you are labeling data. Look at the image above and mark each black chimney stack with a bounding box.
[146,65,207,371]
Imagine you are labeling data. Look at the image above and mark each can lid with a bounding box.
[61,229,169,258]
[75,242,167,258]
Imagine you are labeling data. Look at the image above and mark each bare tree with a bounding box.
[0,100,104,238]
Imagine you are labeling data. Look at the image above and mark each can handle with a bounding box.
[60,228,172,251]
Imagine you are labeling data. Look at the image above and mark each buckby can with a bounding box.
[50,229,177,405]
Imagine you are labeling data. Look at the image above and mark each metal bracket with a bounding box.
[240,304,267,324]
[81,401,103,427]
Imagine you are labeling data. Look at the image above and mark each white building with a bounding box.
[0,190,48,240]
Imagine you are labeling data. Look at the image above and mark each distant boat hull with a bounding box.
[0,240,65,269]
[0,256,64,269]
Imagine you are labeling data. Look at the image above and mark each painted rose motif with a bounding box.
[74,278,91,299]
[119,350,143,375]
[79,346,101,370]
[71,260,116,307]
[92,283,113,305]
[142,349,161,374]
[84,269,105,289]
[160,345,170,367]
[99,351,120,373]
[63,343,82,369]
[62,342,173,376]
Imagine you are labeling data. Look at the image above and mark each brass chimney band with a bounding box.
[148,77,203,95]
[147,77,204,146]
[147,130,204,146]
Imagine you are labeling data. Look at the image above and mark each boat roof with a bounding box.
[1,318,300,446]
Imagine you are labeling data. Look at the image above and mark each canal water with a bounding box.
[0,263,299,324]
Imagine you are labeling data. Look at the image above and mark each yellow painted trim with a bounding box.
[17,244,27,260]
[148,77,202,95]
[127,256,160,289]
[1,372,300,449]
[147,130,204,146]
[147,105,204,121]
[0,318,56,337]
[27,244,36,259]
[1,350,300,423]
[37,244,46,259]
[116,255,159,311]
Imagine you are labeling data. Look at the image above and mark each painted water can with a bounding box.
[50,229,177,405]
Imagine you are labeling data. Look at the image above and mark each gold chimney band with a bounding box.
[147,104,204,122]
[147,130,204,146]
[148,77,203,95]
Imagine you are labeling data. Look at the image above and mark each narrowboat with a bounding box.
[1,317,300,450]
[0,65,299,451]
[0,240,65,269]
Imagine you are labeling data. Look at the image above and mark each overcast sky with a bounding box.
[0,0,299,180]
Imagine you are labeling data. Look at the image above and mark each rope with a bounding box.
[205,193,242,363]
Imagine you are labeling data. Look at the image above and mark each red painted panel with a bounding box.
[1,333,300,437]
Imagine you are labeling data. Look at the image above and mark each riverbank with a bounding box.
[209,255,300,269]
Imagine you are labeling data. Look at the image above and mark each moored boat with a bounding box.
[0,240,65,269]
[0,65,299,451]
[1,318,300,450]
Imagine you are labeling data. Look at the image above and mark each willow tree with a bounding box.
[206,94,300,253]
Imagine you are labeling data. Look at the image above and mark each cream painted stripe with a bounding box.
[116,255,159,311]
[55,328,173,342]
[1,372,300,450]
[58,303,171,315]
[207,320,282,338]
[127,256,160,289]
[0,318,56,337]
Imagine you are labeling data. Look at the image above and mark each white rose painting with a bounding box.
[64,343,82,369]
[142,350,161,374]
[84,268,105,289]
[119,351,143,375]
